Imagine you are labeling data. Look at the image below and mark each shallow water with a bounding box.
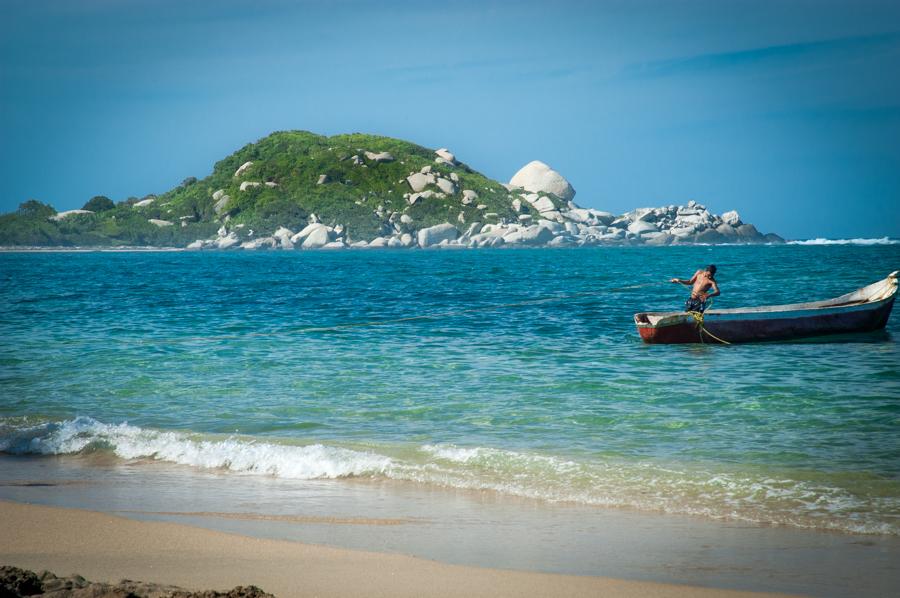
[1,245,899,536]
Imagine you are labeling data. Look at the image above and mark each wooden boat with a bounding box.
[634,271,898,344]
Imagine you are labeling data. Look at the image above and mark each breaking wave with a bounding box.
[787,237,898,246]
[0,417,391,479]
[1,417,897,535]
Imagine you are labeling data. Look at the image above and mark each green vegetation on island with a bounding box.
[0,130,780,248]
[0,131,546,247]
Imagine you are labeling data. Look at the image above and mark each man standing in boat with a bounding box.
[671,265,720,313]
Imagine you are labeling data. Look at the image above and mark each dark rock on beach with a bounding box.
[0,567,274,598]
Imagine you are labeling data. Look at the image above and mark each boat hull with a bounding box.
[637,297,895,344]
[635,272,898,344]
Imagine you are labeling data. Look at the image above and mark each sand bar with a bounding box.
[0,500,798,598]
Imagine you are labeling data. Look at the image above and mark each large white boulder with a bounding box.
[532,196,556,213]
[508,160,575,201]
[241,237,276,250]
[240,181,261,191]
[417,223,459,247]
[435,177,457,195]
[234,161,253,178]
[407,173,436,192]
[273,227,295,249]
[302,225,331,249]
[50,210,93,221]
[504,224,555,246]
[291,222,328,245]
[133,198,154,208]
[364,151,395,163]
[722,210,741,226]
[149,219,174,227]
[217,232,240,249]
[408,190,435,205]
[435,148,456,163]
[213,194,230,215]
[538,219,565,233]
[627,220,658,236]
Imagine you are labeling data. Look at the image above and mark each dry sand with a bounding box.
[0,500,799,598]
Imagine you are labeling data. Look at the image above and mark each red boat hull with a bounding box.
[638,296,895,344]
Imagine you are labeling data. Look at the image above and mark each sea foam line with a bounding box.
[1,417,897,535]
[787,237,898,246]
[0,417,391,479]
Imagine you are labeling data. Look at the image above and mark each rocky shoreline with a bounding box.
[0,566,273,598]
[187,156,783,251]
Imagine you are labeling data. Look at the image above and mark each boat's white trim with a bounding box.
[635,271,898,329]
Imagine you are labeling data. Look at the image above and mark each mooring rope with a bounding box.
[687,299,731,345]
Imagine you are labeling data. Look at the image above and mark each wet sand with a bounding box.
[1,500,796,598]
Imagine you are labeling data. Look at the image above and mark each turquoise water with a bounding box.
[1,245,899,535]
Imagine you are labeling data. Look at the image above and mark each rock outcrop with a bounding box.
[508,160,576,202]
[0,565,274,598]
[417,223,458,247]
[233,161,253,177]
[191,190,780,250]
[364,151,394,163]
[49,209,93,221]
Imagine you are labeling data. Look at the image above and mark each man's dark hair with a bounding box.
[706,264,717,275]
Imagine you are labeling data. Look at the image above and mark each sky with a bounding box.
[1,0,899,239]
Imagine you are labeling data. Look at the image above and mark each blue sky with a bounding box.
[1,0,898,239]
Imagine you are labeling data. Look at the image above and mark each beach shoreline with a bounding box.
[0,500,798,598]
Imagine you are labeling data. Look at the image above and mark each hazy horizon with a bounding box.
[2,0,899,239]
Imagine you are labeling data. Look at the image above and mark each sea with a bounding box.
[1,243,899,595]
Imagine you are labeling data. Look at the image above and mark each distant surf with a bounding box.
[787,237,898,245]
[2,416,896,536]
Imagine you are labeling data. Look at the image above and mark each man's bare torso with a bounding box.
[691,270,716,299]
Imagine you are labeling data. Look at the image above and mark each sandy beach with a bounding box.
[0,500,799,598]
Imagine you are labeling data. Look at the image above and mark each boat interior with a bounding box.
[634,271,898,325]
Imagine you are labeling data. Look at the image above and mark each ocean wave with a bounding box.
[787,237,898,246]
[1,417,897,535]
[0,417,391,478]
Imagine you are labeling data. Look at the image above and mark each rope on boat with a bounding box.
[687,299,732,345]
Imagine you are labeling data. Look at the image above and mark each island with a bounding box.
[0,131,784,249]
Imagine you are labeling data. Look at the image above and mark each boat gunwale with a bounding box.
[634,272,898,329]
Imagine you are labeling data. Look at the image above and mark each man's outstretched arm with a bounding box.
[671,271,700,285]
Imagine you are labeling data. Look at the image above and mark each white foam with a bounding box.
[0,417,391,479]
[787,237,898,246]
[1,419,897,535]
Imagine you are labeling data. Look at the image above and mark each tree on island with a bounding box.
[82,195,115,212]
[17,199,56,219]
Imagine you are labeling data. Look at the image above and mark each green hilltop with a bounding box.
[0,131,556,247]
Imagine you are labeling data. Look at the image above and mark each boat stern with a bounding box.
[634,312,702,344]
